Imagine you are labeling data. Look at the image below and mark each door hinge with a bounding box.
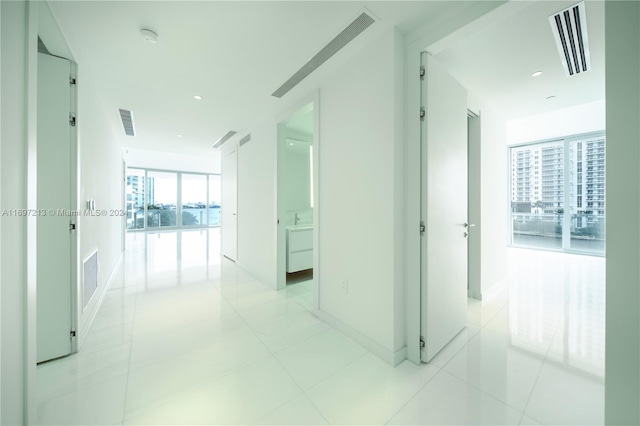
[70,329,76,340]
[419,66,425,79]
[69,75,77,85]
[69,114,76,127]
[420,108,425,121]
[420,222,425,234]
[69,222,76,231]
[420,336,425,348]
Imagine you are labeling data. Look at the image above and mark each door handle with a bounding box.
[464,223,475,228]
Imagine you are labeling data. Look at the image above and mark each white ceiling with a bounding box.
[48,0,490,156]
[432,0,605,120]
[47,1,603,156]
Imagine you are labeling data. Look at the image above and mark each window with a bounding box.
[509,132,605,255]
[125,168,221,230]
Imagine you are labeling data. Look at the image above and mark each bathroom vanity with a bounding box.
[286,225,313,272]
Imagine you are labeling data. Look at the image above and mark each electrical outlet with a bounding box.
[342,280,349,294]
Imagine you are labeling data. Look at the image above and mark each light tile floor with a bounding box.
[36,230,605,425]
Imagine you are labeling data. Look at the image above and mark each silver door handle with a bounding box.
[464,223,475,228]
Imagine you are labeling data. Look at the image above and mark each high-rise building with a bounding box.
[511,136,606,234]
[570,136,606,229]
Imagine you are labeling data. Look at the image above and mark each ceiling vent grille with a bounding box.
[549,2,591,76]
[271,11,376,98]
[118,109,135,136]
[239,134,251,147]
[212,130,237,149]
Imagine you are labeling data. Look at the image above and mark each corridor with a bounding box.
[36,229,604,425]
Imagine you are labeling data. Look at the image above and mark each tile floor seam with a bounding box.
[441,369,528,423]
[121,338,280,422]
[439,364,530,419]
[432,327,479,370]
[381,363,444,426]
[120,279,141,425]
[210,278,323,409]
[226,288,334,425]
[517,321,562,426]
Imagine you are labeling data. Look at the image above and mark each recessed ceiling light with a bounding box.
[194,95,202,100]
[546,95,557,100]
[176,134,183,138]
[140,28,159,44]
[531,71,543,77]
[289,142,294,146]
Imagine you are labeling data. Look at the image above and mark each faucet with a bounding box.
[294,213,300,225]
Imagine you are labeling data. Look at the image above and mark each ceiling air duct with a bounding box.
[271,11,376,98]
[212,130,237,149]
[549,2,591,76]
[118,108,135,136]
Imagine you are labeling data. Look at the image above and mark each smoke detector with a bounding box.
[140,28,159,44]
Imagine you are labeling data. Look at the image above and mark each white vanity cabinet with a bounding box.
[287,226,313,272]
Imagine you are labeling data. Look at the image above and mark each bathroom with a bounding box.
[280,102,315,285]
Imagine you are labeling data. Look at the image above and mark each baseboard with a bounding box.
[313,310,406,366]
[78,251,123,350]
[480,276,508,302]
[235,260,276,289]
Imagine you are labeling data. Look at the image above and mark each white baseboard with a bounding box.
[313,310,406,367]
[235,260,276,289]
[480,276,508,302]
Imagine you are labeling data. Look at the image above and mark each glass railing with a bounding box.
[512,212,605,254]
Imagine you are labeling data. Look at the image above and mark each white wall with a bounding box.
[236,116,277,286]
[476,98,508,299]
[604,2,640,424]
[1,1,29,423]
[75,76,126,345]
[507,100,606,145]
[236,29,406,363]
[124,147,221,174]
[318,29,405,363]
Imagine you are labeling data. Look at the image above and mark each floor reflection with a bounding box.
[507,248,605,378]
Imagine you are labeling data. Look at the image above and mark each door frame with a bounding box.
[221,143,238,261]
[275,91,320,309]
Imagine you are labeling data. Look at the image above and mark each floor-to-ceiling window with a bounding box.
[208,174,221,226]
[125,167,221,230]
[146,170,177,229]
[510,131,605,255]
[181,173,207,227]
[126,168,146,230]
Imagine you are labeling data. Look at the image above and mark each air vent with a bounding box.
[239,134,251,146]
[212,130,237,149]
[271,12,376,98]
[549,2,591,76]
[118,109,135,136]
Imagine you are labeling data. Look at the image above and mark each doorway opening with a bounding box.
[276,99,318,297]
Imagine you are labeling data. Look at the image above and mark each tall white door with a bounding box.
[37,52,73,363]
[420,53,469,362]
[222,148,238,261]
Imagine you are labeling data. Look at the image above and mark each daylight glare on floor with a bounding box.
[36,229,604,425]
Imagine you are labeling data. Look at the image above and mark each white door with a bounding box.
[37,52,73,363]
[420,53,469,362]
[222,148,238,261]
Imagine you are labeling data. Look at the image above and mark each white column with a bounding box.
[605,1,640,424]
